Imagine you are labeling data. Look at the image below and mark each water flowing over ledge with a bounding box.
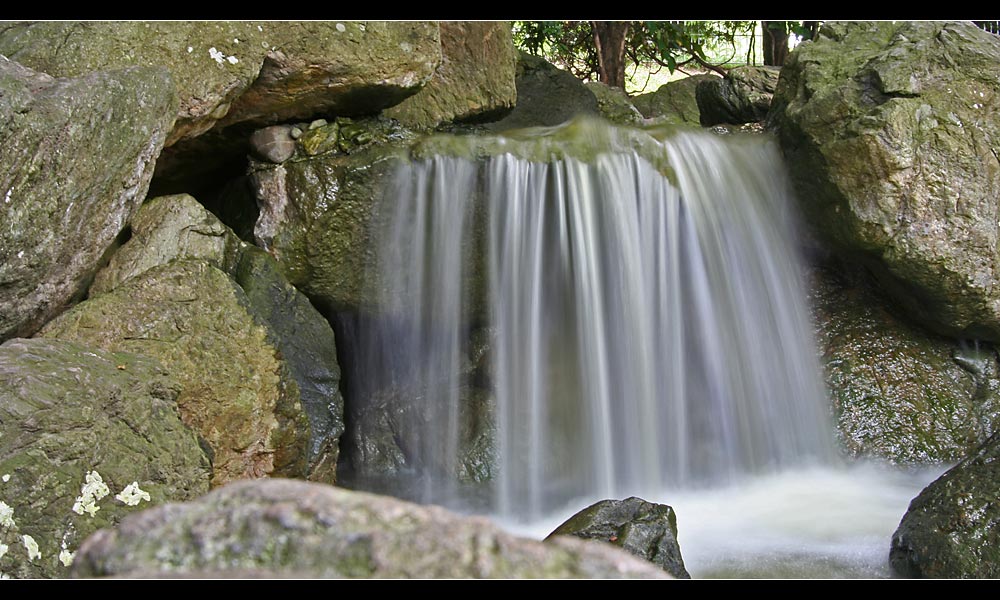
[350,117,838,523]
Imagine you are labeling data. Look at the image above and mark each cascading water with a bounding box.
[350,117,839,527]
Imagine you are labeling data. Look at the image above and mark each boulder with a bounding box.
[631,74,718,125]
[585,81,644,125]
[696,65,780,126]
[811,264,1000,463]
[39,261,311,488]
[0,338,210,579]
[385,21,518,129]
[547,497,689,578]
[771,21,1000,341]
[87,194,344,482]
[70,479,669,579]
[0,21,441,146]
[485,51,600,130]
[0,57,176,342]
[890,429,1000,578]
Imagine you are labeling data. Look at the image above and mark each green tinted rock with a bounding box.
[71,479,669,578]
[0,58,176,342]
[547,496,689,578]
[772,21,1000,340]
[585,81,644,125]
[0,21,440,146]
[811,264,1000,463]
[0,338,210,579]
[890,429,1000,577]
[485,51,599,131]
[385,21,517,129]
[632,74,718,125]
[40,261,311,487]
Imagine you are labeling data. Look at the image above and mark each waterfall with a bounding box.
[350,118,837,523]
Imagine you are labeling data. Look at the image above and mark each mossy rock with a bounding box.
[771,21,1000,341]
[0,338,210,579]
[71,479,669,578]
[632,74,718,125]
[0,57,176,342]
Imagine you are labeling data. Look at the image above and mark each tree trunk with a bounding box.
[591,21,629,89]
[762,21,790,66]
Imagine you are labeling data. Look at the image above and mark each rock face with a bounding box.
[811,264,1000,463]
[547,497,689,579]
[771,21,1000,341]
[71,479,669,579]
[585,81,644,125]
[385,21,518,129]
[486,51,600,130]
[890,429,1000,578]
[0,21,441,145]
[632,74,718,125]
[39,261,311,488]
[0,338,210,579]
[0,57,176,342]
[697,65,779,126]
[85,194,344,482]
[250,121,412,312]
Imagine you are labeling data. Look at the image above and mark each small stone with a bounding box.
[308,119,328,130]
[249,125,297,163]
[289,127,303,139]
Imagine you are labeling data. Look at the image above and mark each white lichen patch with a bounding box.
[1,474,9,483]
[336,23,346,33]
[72,470,110,517]
[0,501,14,528]
[21,534,40,561]
[209,47,226,64]
[0,542,7,560]
[227,55,239,65]
[115,482,151,506]
[4,188,11,203]
[187,46,193,53]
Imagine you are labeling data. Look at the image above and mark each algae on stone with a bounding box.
[0,57,176,342]
[71,479,669,579]
[40,261,310,487]
[0,338,210,579]
[772,21,1000,341]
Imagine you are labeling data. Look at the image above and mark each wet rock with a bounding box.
[771,21,1000,341]
[811,263,1000,464]
[71,479,669,579]
[547,496,689,578]
[890,429,1000,578]
[0,57,176,342]
[0,338,210,579]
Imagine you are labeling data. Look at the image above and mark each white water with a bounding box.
[353,118,933,577]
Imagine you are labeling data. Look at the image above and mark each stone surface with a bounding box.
[85,194,343,481]
[71,479,669,579]
[249,125,296,164]
[771,21,1000,341]
[0,338,210,579]
[0,57,176,342]
[890,429,1000,578]
[250,124,413,312]
[40,261,311,488]
[632,74,718,125]
[385,21,517,129]
[547,496,689,578]
[811,263,1000,464]
[485,51,600,130]
[585,81,644,125]
[697,65,779,126]
[0,21,440,146]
